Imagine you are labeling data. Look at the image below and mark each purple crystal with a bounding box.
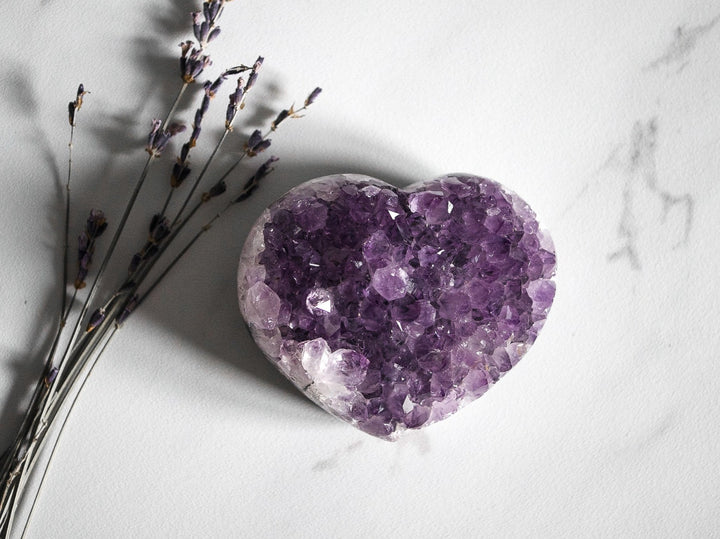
[238,174,556,439]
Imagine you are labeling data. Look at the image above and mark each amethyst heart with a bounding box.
[238,174,556,439]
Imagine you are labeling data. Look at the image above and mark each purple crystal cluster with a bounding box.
[238,174,556,439]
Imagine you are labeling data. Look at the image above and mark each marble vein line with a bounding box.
[646,14,720,71]
[608,118,694,269]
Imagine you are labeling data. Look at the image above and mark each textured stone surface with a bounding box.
[238,174,556,439]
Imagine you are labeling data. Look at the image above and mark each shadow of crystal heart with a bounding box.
[238,173,556,439]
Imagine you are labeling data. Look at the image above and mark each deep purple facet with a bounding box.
[239,174,556,439]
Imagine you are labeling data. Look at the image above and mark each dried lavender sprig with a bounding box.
[0,85,93,535]
[62,84,88,314]
[270,87,322,131]
[193,0,225,48]
[214,87,321,188]
[161,66,250,217]
[172,59,263,227]
[46,86,91,367]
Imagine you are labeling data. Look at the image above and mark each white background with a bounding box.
[1,1,719,537]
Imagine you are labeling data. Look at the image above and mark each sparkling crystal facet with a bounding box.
[238,174,556,439]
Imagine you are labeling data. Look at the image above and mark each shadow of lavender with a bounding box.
[0,67,68,452]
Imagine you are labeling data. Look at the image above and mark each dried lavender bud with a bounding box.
[149,214,171,244]
[86,209,108,238]
[202,180,227,201]
[128,253,142,275]
[244,130,271,157]
[244,56,264,92]
[76,246,91,286]
[68,83,88,125]
[200,94,211,115]
[225,78,245,128]
[207,27,221,43]
[146,122,186,156]
[179,41,212,83]
[225,65,250,76]
[149,213,162,234]
[252,139,271,154]
[128,216,170,274]
[78,231,89,252]
[207,72,228,97]
[271,109,289,131]
[191,125,202,144]
[117,295,139,326]
[147,119,162,150]
[234,156,279,203]
[305,87,322,107]
[203,1,213,22]
[76,84,86,104]
[44,367,59,387]
[194,109,204,128]
[68,101,76,126]
[205,0,223,24]
[75,238,90,289]
[145,244,159,259]
[253,155,278,181]
[75,210,108,289]
[192,11,203,42]
[246,129,263,149]
[86,307,106,333]
[180,142,192,163]
[171,163,191,188]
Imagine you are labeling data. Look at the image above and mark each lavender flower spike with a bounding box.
[271,109,289,131]
[244,129,271,156]
[244,56,264,92]
[116,295,139,326]
[179,41,212,83]
[146,121,186,157]
[305,87,322,107]
[74,209,108,289]
[85,307,106,333]
[68,83,88,126]
[234,156,279,203]
[202,180,227,201]
[225,77,245,128]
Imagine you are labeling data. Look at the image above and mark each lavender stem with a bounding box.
[18,326,117,539]
[163,83,189,129]
[61,121,75,320]
[160,187,174,218]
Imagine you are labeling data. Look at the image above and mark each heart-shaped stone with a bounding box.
[238,174,556,439]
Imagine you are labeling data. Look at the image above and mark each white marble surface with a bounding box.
[1,1,719,537]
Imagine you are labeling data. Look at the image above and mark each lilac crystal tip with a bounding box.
[238,174,556,439]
